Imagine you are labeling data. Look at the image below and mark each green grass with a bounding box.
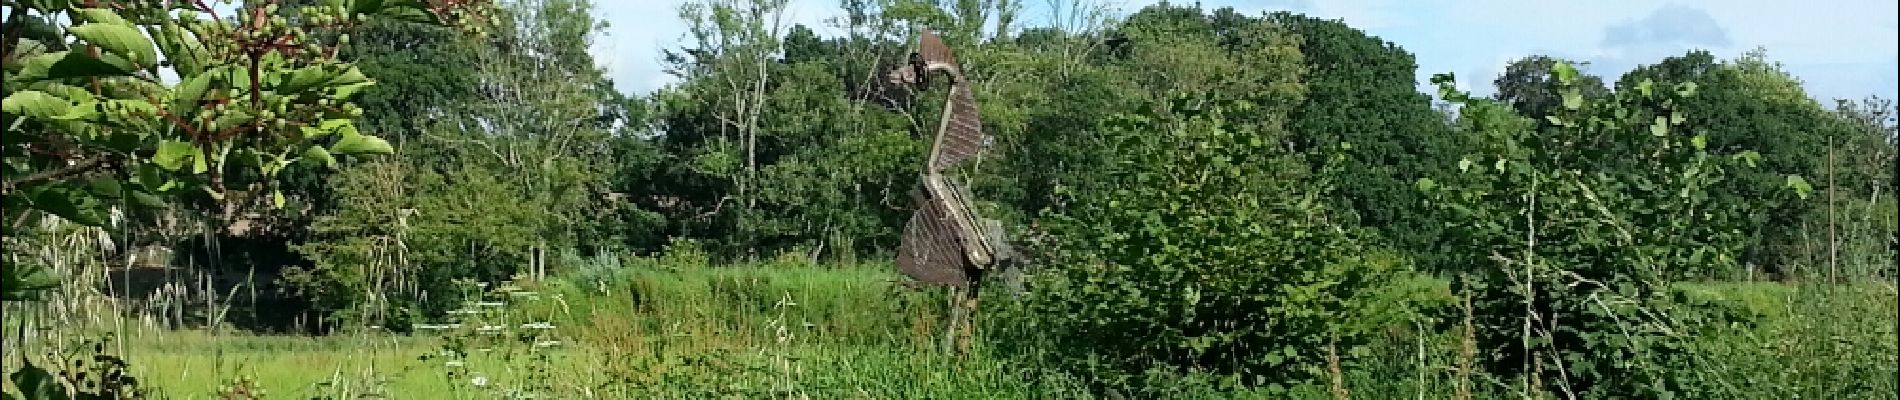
[5,261,1896,399]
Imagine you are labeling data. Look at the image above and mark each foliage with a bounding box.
[0,0,493,302]
[4,335,149,399]
[1262,11,1472,272]
[1019,87,1410,392]
[6,1,1899,398]
[1616,49,1840,276]
[1493,55,1612,124]
[1423,61,1763,398]
[286,0,630,330]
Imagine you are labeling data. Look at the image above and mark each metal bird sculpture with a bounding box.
[884,27,1019,352]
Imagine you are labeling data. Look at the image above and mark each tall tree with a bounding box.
[1492,55,1611,125]
[1265,11,1470,270]
[288,0,624,329]
[1619,49,1836,276]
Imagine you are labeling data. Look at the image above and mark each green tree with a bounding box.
[1425,62,1760,398]
[1019,19,1407,390]
[1264,11,1470,271]
[1492,55,1611,126]
[287,0,624,329]
[1025,92,1407,392]
[1618,49,1834,277]
[2,0,491,302]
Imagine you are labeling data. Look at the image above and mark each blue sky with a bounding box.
[591,0,1899,103]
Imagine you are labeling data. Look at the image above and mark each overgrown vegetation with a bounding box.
[4,0,1894,399]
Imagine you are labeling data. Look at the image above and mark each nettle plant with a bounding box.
[0,0,493,300]
[1420,62,1770,398]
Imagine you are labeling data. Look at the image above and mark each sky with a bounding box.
[591,0,1899,104]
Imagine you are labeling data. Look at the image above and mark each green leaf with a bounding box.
[211,109,255,132]
[86,175,123,199]
[15,51,131,81]
[278,65,339,94]
[1650,116,1669,136]
[192,146,210,174]
[1415,178,1437,191]
[8,362,69,400]
[32,187,106,226]
[73,8,130,25]
[1734,151,1762,168]
[326,66,372,88]
[1560,89,1584,110]
[153,140,195,171]
[70,22,158,67]
[1551,61,1579,84]
[330,128,394,156]
[1691,134,1708,151]
[1784,175,1813,200]
[47,100,99,121]
[129,190,167,209]
[1675,81,1699,97]
[172,71,216,115]
[1545,115,1566,126]
[302,145,337,168]
[1,262,59,302]
[272,190,286,209]
[331,82,374,99]
[2,90,72,119]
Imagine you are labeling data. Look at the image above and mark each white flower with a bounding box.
[470,375,489,387]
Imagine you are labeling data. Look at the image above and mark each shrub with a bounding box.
[1015,94,1408,392]
[1422,62,1765,398]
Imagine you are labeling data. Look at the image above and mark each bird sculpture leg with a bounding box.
[940,285,964,353]
[960,281,980,355]
[939,269,984,355]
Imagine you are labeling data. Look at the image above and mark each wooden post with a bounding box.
[1828,135,1838,284]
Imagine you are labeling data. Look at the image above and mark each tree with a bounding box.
[1618,49,1835,276]
[287,0,627,330]
[1264,11,1470,271]
[1425,62,1760,398]
[1492,55,1610,126]
[2,0,492,302]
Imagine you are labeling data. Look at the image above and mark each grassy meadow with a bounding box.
[5,255,1893,399]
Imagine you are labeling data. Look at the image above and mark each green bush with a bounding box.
[1014,95,1412,392]
[1423,62,1765,399]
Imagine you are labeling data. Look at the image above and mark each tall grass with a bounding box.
[4,250,1896,399]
